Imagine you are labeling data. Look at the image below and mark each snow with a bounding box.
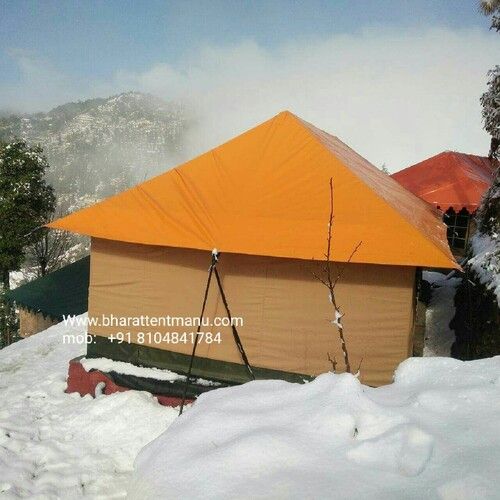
[2,311,500,499]
[8,270,25,289]
[3,92,188,203]
[131,356,500,500]
[332,307,344,327]
[81,357,184,382]
[81,357,220,387]
[469,232,500,306]
[0,315,177,497]
[423,271,461,357]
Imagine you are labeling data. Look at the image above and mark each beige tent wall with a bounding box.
[89,238,416,386]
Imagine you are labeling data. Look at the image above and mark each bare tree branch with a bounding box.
[27,209,74,277]
[312,178,363,375]
[327,352,337,372]
[332,240,363,288]
[355,357,364,376]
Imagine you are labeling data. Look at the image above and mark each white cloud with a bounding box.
[2,26,499,171]
[119,27,499,171]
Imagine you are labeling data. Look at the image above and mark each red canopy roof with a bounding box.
[392,151,497,213]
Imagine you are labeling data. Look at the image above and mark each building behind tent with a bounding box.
[392,152,497,256]
[6,257,90,337]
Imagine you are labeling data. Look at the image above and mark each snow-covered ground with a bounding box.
[0,316,177,498]
[1,314,500,499]
[9,270,34,290]
[423,271,461,357]
[132,357,500,499]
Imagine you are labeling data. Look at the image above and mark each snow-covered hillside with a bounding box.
[1,319,499,499]
[0,92,190,203]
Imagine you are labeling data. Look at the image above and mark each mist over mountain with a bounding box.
[0,92,191,208]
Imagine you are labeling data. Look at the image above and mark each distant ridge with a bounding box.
[0,92,191,207]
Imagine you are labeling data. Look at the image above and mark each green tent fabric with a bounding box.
[6,256,90,320]
[88,335,313,385]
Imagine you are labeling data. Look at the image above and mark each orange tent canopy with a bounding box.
[49,111,458,269]
[392,151,496,213]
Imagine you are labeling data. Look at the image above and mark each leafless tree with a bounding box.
[27,211,73,277]
[31,228,72,277]
[313,178,362,374]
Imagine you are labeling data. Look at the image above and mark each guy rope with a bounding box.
[179,250,254,414]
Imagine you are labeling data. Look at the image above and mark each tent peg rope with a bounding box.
[178,250,254,415]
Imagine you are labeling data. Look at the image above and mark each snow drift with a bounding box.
[0,316,177,497]
[1,315,500,499]
[131,357,500,500]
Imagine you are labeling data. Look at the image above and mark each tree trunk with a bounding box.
[40,258,47,277]
[1,268,9,291]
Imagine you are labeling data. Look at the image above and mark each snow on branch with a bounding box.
[313,178,362,375]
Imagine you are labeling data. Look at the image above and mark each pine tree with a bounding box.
[480,67,500,160]
[0,140,55,346]
[455,1,500,359]
[480,0,500,160]
[480,0,500,31]
[478,0,500,235]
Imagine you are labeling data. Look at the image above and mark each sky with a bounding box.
[0,0,498,171]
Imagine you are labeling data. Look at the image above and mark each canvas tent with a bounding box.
[392,152,497,253]
[49,111,458,387]
[6,257,90,337]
